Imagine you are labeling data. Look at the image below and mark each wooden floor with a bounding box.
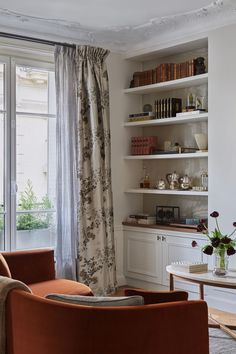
[209,308,236,329]
[114,286,236,328]
[113,286,126,296]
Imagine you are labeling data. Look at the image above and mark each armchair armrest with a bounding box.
[124,287,188,304]
[2,249,55,284]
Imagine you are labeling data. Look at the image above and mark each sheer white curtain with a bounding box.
[55,46,78,279]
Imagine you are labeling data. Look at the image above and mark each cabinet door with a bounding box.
[124,230,162,284]
[162,234,208,287]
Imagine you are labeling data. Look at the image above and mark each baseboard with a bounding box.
[117,274,126,286]
[125,277,168,291]
[204,293,236,314]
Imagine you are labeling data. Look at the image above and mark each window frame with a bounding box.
[0,55,11,251]
[0,43,56,251]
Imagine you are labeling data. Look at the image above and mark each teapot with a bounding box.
[179,174,191,190]
[166,171,179,190]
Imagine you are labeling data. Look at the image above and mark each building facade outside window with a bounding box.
[0,44,56,251]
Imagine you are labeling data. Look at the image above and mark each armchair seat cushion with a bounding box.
[29,279,93,297]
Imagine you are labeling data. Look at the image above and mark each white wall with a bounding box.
[109,23,236,307]
[208,23,236,248]
[107,52,142,284]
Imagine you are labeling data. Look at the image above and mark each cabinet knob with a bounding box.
[157,235,161,241]
[162,236,166,242]
[192,240,198,248]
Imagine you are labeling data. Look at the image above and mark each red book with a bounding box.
[143,137,148,155]
[135,137,138,155]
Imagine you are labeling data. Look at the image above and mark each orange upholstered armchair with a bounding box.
[5,289,209,354]
[1,249,209,354]
[0,249,93,297]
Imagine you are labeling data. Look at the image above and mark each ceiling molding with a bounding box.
[0,0,235,52]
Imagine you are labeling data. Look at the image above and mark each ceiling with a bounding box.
[0,0,212,28]
[0,0,235,52]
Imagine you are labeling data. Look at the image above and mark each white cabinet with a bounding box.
[124,229,162,284]
[124,226,207,287]
[161,233,210,286]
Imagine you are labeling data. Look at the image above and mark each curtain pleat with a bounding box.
[55,46,78,280]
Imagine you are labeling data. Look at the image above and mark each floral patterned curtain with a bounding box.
[76,46,117,295]
[55,45,117,295]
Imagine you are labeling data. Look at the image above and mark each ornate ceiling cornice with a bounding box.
[0,0,235,52]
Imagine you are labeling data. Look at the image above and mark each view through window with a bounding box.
[0,57,56,250]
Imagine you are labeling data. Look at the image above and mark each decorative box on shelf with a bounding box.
[156,206,180,224]
[171,261,208,273]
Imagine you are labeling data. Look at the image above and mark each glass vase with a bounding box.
[213,251,229,276]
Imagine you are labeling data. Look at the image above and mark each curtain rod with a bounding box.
[0,31,75,48]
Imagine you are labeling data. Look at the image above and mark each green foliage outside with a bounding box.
[16,180,54,231]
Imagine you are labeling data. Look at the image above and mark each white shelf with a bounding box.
[124,73,208,95]
[125,189,208,196]
[124,113,208,127]
[125,38,208,61]
[124,152,208,160]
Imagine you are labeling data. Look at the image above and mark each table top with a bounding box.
[166,265,236,289]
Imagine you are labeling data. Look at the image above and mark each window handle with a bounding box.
[11,182,18,195]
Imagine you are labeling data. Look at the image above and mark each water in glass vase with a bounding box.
[213,252,229,276]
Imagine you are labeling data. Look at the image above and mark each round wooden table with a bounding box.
[166,265,236,339]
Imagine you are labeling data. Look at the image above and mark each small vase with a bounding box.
[213,252,229,276]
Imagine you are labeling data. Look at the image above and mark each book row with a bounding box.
[154,98,182,119]
[130,59,201,88]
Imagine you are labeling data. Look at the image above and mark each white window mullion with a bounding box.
[9,58,16,251]
[15,111,56,118]
[2,55,11,251]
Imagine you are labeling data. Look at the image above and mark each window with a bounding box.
[0,52,56,251]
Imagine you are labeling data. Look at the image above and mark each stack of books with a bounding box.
[131,136,158,155]
[176,110,206,117]
[171,261,208,273]
[128,112,154,122]
[126,214,156,225]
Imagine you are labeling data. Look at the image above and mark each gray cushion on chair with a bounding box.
[46,294,144,307]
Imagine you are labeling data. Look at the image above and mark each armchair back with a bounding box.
[6,290,209,354]
[2,249,55,284]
